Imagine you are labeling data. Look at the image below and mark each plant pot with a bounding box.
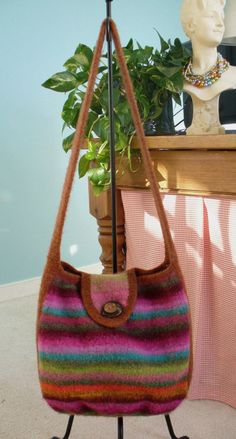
[144,97,175,136]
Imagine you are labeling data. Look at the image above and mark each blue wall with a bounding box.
[0,0,184,284]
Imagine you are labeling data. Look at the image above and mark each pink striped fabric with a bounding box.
[121,190,236,409]
[45,399,182,416]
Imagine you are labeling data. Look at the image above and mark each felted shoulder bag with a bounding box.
[37,19,192,417]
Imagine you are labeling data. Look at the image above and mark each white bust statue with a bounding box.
[180,0,236,135]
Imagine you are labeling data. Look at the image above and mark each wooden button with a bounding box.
[101,301,123,318]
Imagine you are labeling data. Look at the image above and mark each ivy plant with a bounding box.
[42,33,190,195]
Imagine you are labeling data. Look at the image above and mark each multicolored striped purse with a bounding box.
[37,19,192,417]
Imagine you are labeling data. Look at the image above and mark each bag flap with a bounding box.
[81,269,137,328]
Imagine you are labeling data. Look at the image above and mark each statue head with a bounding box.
[180,0,226,47]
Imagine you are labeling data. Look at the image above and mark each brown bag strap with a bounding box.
[46,19,178,269]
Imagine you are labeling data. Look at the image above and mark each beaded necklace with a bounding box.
[183,53,229,88]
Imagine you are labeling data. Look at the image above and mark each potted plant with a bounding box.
[42,33,190,194]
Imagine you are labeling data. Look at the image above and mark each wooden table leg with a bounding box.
[89,184,126,273]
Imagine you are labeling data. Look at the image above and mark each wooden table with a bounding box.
[88,134,236,272]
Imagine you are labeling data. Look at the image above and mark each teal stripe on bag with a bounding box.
[43,305,188,319]
[39,350,190,364]
[130,305,188,321]
[42,307,88,318]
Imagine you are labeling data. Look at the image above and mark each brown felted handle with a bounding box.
[46,19,178,270]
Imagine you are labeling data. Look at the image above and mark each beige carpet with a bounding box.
[0,293,235,439]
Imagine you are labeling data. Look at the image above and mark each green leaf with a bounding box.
[63,90,77,109]
[166,58,183,67]
[115,100,132,126]
[173,38,184,58]
[96,139,108,155]
[62,91,79,126]
[136,41,143,50]
[62,104,81,127]
[78,154,90,178]
[150,106,163,119]
[97,150,110,167]
[143,67,159,77]
[42,71,78,92]
[98,66,108,74]
[62,108,77,125]
[138,95,151,119]
[92,117,110,141]
[98,87,120,112]
[85,139,100,160]
[116,132,128,151]
[62,132,75,152]
[151,75,166,87]
[155,30,169,52]
[152,88,166,107]
[155,65,180,78]
[90,95,103,114]
[99,89,109,110]
[85,111,99,136]
[142,46,153,61]
[76,71,89,85]
[63,53,91,71]
[74,44,93,67]
[125,38,134,50]
[62,121,67,133]
[169,72,184,91]
[164,80,179,93]
[88,167,110,186]
[85,151,96,160]
[92,185,108,196]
